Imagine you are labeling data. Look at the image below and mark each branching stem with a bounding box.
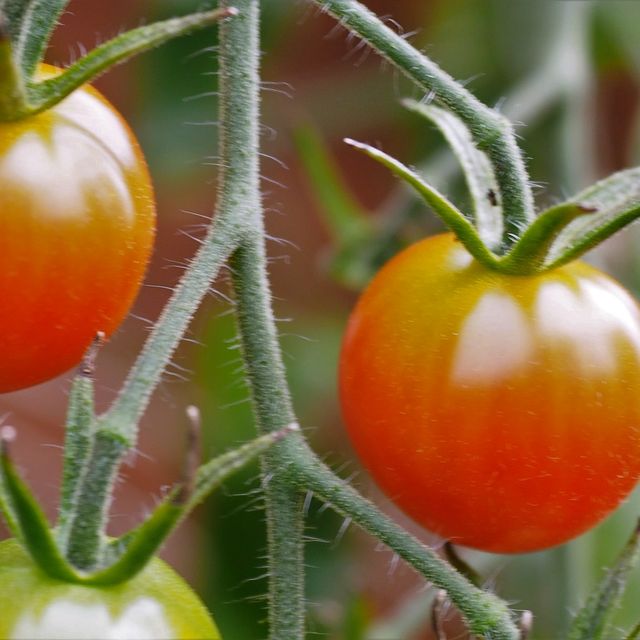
[313,0,535,250]
[44,2,525,638]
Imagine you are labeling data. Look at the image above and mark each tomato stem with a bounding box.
[313,0,535,251]
[23,8,238,120]
[57,363,98,551]
[285,437,522,640]
[0,7,237,121]
[64,431,127,571]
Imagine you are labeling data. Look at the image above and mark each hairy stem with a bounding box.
[65,431,127,570]
[101,221,238,439]
[286,439,521,640]
[314,0,535,249]
[218,1,305,636]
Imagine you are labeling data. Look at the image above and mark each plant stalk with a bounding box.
[314,0,535,250]
[218,1,306,637]
[285,438,521,640]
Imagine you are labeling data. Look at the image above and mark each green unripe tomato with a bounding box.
[0,539,221,639]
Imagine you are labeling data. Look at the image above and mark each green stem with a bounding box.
[25,8,237,119]
[100,219,238,439]
[285,439,521,640]
[57,372,96,550]
[217,1,306,636]
[313,0,535,250]
[65,431,127,570]
[230,242,305,640]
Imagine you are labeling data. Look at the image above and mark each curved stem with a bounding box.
[313,0,535,250]
[25,8,236,119]
[100,220,239,439]
[284,438,521,640]
[43,3,524,638]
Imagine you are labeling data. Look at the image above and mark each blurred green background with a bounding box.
[3,1,640,638]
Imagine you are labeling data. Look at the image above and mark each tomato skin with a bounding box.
[0,65,155,392]
[0,539,220,639]
[340,233,640,553]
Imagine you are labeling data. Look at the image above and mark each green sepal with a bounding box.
[6,7,237,120]
[88,425,298,585]
[57,373,97,549]
[0,437,78,581]
[403,99,503,251]
[567,520,640,640]
[2,0,69,78]
[87,496,183,586]
[0,432,21,538]
[540,167,640,270]
[1,423,296,586]
[187,425,298,511]
[497,202,594,274]
[345,138,501,269]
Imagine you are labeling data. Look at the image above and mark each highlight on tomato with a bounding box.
[339,233,640,553]
[0,64,155,393]
[0,539,220,640]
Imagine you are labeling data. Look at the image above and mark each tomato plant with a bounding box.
[0,539,220,639]
[0,64,155,393]
[340,233,640,553]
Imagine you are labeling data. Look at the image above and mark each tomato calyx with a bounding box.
[0,5,237,122]
[347,100,640,277]
[0,401,297,587]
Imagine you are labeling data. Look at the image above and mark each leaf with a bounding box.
[344,138,499,268]
[294,123,379,289]
[403,99,503,250]
[567,521,640,640]
[541,167,640,269]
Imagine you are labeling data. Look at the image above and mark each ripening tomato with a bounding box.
[0,539,221,639]
[0,64,155,392]
[340,233,640,553]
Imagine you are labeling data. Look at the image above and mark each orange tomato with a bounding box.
[340,233,640,552]
[0,65,155,392]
